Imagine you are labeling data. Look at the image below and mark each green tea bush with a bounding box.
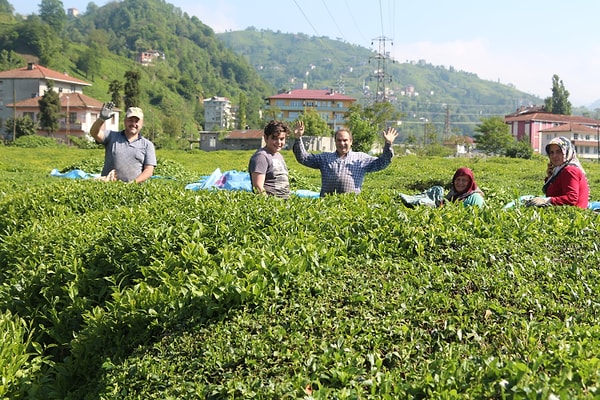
[0,310,47,399]
[1,147,600,399]
[10,135,63,148]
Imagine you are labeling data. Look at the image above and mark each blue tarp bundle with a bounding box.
[50,168,100,179]
[185,168,320,198]
[185,168,252,192]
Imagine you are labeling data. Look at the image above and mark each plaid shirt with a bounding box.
[293,137,394,196]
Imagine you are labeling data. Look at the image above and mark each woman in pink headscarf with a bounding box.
[526,136,589,208]
[445,167,485,207]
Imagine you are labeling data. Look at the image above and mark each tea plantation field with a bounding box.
[1,146,600,399]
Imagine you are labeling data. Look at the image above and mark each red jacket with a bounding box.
[545,165,589,208]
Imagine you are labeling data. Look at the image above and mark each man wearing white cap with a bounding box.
[90,102,157,183]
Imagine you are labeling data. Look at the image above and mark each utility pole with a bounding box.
[369,36,393,104]
[444,105,451,140]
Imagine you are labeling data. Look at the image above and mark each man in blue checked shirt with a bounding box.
[293,121,397,197]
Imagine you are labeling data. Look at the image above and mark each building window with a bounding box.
[586,135,590,140]
[23,112,35,121]
[573,133,578,140]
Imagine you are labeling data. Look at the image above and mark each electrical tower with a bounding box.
[337,75,345,95]
[369,36,393,104]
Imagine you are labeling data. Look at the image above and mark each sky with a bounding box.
[11,0,600,107]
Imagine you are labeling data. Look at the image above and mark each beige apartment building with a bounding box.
[264,88,356,133]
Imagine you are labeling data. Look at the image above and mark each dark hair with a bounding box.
[264,120,290,139]
[335,128,353,141]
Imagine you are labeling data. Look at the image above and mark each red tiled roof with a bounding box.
[225,129,264,140]
[0,64,91,86]
[504,111,598,125]
[540,122,598,134]
[268,89,356,101]
[8,92,112,111]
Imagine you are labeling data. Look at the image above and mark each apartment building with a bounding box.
[203,96,233,131]
[504,107,600,160]
[264,88,356,132]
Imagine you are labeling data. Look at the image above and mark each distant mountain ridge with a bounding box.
[217,28,546,136]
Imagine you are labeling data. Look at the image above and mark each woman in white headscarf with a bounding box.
[526,136,589,208]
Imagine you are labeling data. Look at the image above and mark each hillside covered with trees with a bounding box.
[218,28,544,138]
[0,0,567,143]
[0,0,274,147]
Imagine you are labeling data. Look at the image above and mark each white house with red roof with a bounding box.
[0,62,119,140]
[265,88,356,132]
[504,107,600,160]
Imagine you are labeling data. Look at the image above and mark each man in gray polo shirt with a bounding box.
[90,103,157,183]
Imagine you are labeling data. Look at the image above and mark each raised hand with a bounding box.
[100,102,115,121]
[294,120,305,138]
[383,127,398,145]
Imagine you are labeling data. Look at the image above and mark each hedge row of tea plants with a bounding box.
[1,147,600,399]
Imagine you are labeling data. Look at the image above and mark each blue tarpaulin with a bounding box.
[185,168,320,198]
[50,168,100,179]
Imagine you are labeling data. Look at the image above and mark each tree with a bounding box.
[38,81,61,136]
[473,116,514,156]
[4,116,36,139]
[76,43,102,79]
[424,121,438,145]
[544,74,572,115]
[39,0,66,33]
[505,136,534,159]
[346,107,377,153]
[123,70,141,109]
[345,102,403,152]
[360,101,403,132]
[237,92,247,129]
[0,0,14,15]
[0,50,24,71]
[108,80,124,108]
[263,106,281,121]
[297,108,330,137]
[16,16,61,65]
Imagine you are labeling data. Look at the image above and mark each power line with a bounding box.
[321,0,345,42]
[344,0,369,44]
[292,0,321,37]
[378,0,385,37]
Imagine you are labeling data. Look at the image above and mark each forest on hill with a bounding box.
[0,0,577,141]
[0,0,274,146]
[217,28,545,137]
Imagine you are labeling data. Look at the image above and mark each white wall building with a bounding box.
[0,63,118,140]
[203,96,233,131]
